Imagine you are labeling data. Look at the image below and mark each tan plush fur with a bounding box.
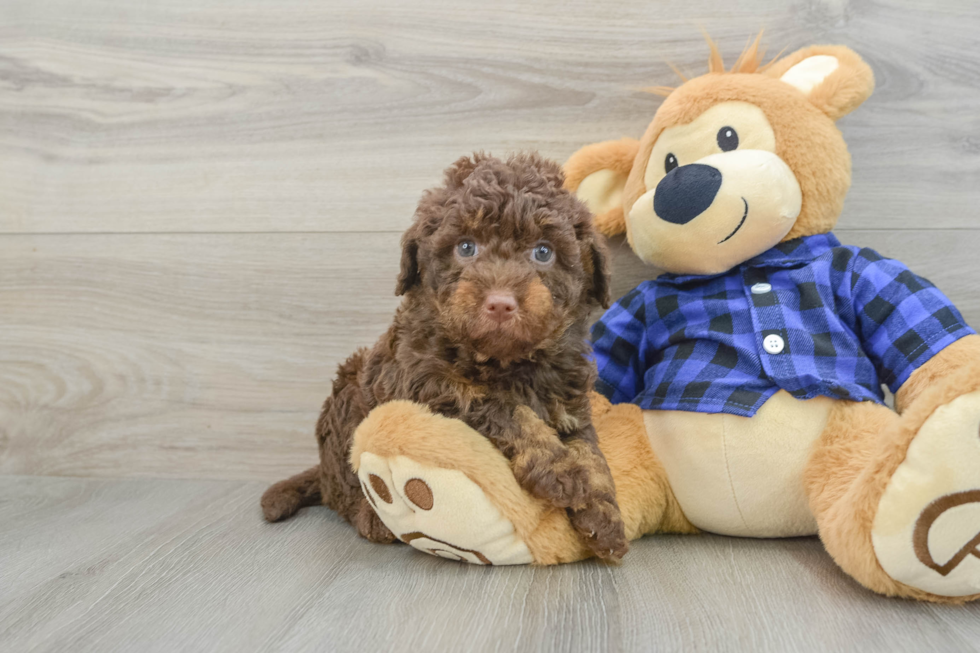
[563,138,639,237]
[554,35,979,601]
[569,39,874,245]
[805,401,905,597]
[589,393,697,539]
[351,400,558,552]
[806,356,980,603]
[351,400,598,564]
[621,70,859,245]
[762,45,876,121]
[563,138,639,191]
[433,331,980,585]
[350,392,694,564]
[895,334,980,413]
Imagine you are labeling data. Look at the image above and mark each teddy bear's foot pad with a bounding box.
[872,390,980,597]
[357,452,534,565]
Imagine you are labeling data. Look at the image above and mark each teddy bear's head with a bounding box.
[568,36,874,275]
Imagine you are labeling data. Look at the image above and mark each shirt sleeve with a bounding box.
[848,248,975,393]
[590,286,649,404]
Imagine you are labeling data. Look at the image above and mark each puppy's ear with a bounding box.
[585,236,612,309]
[395,227,420,296]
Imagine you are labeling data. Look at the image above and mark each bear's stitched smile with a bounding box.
[718,197,749,244]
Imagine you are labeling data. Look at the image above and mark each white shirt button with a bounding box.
[763,334,785,354]
[750,282,772,295]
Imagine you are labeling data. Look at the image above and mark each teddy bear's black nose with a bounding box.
[653,164,722,225]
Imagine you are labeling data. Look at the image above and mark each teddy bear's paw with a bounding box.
[356,451,535,565]
[872,390,980,597]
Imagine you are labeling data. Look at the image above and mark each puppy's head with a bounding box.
[397,152,610,363]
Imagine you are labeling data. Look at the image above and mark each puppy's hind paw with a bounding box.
[354,497,397,544]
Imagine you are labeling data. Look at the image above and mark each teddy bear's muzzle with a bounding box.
[653,163,723,225]
[627,149,802,275]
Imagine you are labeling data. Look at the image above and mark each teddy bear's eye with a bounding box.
[717,126,739,152]
[665,153,679,173]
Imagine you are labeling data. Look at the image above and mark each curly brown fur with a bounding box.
[262,152,628,560]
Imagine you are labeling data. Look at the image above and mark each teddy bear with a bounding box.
[348,37,980,603]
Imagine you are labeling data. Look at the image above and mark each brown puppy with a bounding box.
[262,152,628,560]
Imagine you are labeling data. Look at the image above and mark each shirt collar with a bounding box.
[657,233,842,286]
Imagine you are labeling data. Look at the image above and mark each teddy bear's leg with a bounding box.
[805,387,980,602]
[588,393,697,539]
[349,393,691,565]
[350,400,586,565]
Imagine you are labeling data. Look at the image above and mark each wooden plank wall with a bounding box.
[2,0,979,481]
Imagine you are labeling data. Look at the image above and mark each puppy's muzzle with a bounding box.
[483,292,518,324]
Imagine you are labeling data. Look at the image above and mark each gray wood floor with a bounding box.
[2,476,978,653]
[2,0,980,651]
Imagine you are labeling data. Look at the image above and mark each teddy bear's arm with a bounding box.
[845,250,978,414]
[895,334,980,414]
[563,138,639,237]
[590,286,651,404]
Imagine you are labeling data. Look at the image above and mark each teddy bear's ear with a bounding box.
[564,138,640,237]
[764,45,874,120]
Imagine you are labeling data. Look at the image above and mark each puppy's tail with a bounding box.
[261,466,322,522]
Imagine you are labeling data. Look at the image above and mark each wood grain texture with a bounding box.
[0,477,980,653]
[0,0,978,233]
[0,476,978,653]
[2,230,979,480]
[0,232,401,479]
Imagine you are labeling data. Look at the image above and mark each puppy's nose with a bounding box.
[484,292,518,323]
[653,163,722,225]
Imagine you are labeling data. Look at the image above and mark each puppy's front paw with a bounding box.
[512,447,591,510]
[570,495,629,562]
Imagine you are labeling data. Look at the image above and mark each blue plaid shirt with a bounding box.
[591,233,973,417]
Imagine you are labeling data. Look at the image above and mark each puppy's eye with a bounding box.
[665,153,679,173]
[456,240,477,258]
[717,126,739,152]
[532,243,554,264]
